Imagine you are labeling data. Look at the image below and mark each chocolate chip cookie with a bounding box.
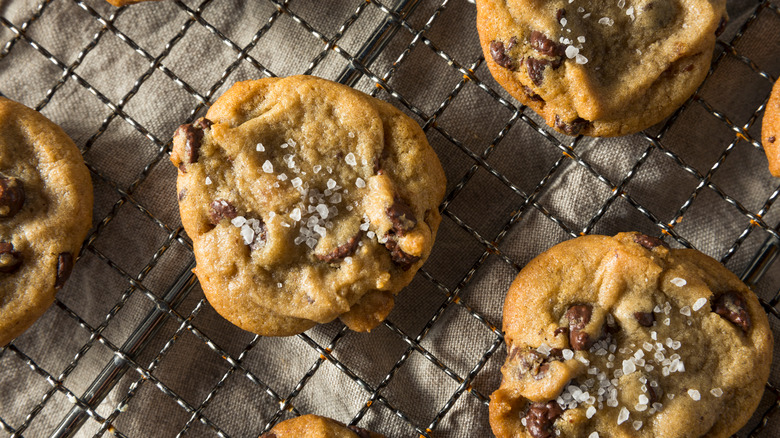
[762,78,780,177]
[259,415,384,438]
[170,75,446,336]
[476,0,727,137]
[0,98,93,347]
[490,232,773,438]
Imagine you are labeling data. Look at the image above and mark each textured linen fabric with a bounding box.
[0,0,778,437]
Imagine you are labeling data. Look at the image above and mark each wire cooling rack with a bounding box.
[0,0,779,437]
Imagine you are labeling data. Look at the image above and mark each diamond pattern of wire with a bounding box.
[0,0,778,437]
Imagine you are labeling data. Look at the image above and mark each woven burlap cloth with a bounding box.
[0,0,778,437]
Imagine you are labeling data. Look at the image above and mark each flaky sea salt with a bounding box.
[565,46,579,59]
[356,177,366,188]
[290,207,302,222]
[711,388,723,397]
[586,406,596,419]
[345,153,357,166]
[693,297,707,311]
[617,407,629,424]
[575,54,588,64]
[205,176,212,185]
[262,160,274,173]
[688,389,701,401]
[256,143,265,152]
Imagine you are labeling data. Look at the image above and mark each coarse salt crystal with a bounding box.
[345,153,357,166]
[359,222,370,231]
[633,421,643,431]
[663,318,671,326]
[205,176,212,185]
[560,17,567,26]
[618,0,626,8]
[710,388,723,397]
[356,177,366,188]
[563,349,574,360]
[599,17,611,25]
[348,132,355,138]
[291,177,303,188]
[583,12,591,18]
[313,225,327,237]
[306,238,318,249]
[313,165,322,173]
[316,204,329,219]
[588,433,599,438]
[688,389,701,401]
[671,277,687,287]
[231,216,247,227]
[367,231,375,239]
[680,306,691,316]
[290,207,302,221]
[281,143,288,149]
[693,297,707,311]
[586,406,596,419]
[240,226,255,245]
[578,6,584,12]
[327,166,333,173]
[262,160,274,173]
[565,45,579,58]
[256,143,265,152]
[575,54,588,64]
[277,283,283,288]
[638,395,649,404]
[278,173,288,181]
[617,407,629,424]
[578,36,586,43]
[622,359,636,375]
[344,256,352,264]
[537,343,552,356]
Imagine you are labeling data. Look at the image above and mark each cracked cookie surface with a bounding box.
[258,414,384,438]
[476,0,727,137]
[171,75,446,336]
[762,79,780,177]
[490,232,772,438]
[0,98,93,346]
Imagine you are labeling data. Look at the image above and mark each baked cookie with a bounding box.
[490,232,773,438]
[259,414,384,438]
[476,0,727,137]
[762,78,780,177]
[170,75,446,336]
[105,0,159,6]
[0,98,93,347]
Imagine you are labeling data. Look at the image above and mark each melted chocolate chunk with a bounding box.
[553,326,568,337]
[317,232,362,263]
[554,115,590,136]
[556,8,566,21]
[178,188,187,201]
[347,426,372,438]
[0,242,22,273]
[524,401,563,438]
[566,305,592,351]
[0,176,25,218]
[647,384,660,404]
[634,312,655,327]
[633,233,669,250]
[769,136,776,143]
[713,291,751,333]
[715,17,727,36]
[490,39,516,70]
[526,57,549,87]
[387,196,417,236]
[208,199,238,225]
[384,237,420,270]
[55,252,73,289]
[174,117,212,172]
[530,30,565,59]
[522,85,545,103]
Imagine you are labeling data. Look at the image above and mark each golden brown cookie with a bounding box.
[476,0,727,137]
[105,0,159,6]
[762,79,780,177]
[259,415,384,438]
[0,98,94,347]
[170,75,446,336]
[490,232,773,438]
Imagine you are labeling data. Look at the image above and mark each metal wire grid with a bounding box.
[0,0,777,436]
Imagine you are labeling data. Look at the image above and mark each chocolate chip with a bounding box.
[647,384,660,404]
[178,189,187,201]
[173,117,212,172]
[347,426,372,438]
[522,85,545,103]
[633,233,669,250]
[566,305,592,351]
[55,252,73,289]
[386,196,417,236]
[384,237,420,270]
[715,17,727,36]
[713,291,751,333]
[317,232,362,263]
[530,31,564,59]
[524,401,563,438]
[554,326,568,337]
[556,8,566,21]
[554,115,590,136]
[526,57,549,87]
[0,242,22,273]
[208,199,237,225]
[634,312,655,327]
[490,39,516,70]
[769,136,776,144]
[0,176,25,218]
